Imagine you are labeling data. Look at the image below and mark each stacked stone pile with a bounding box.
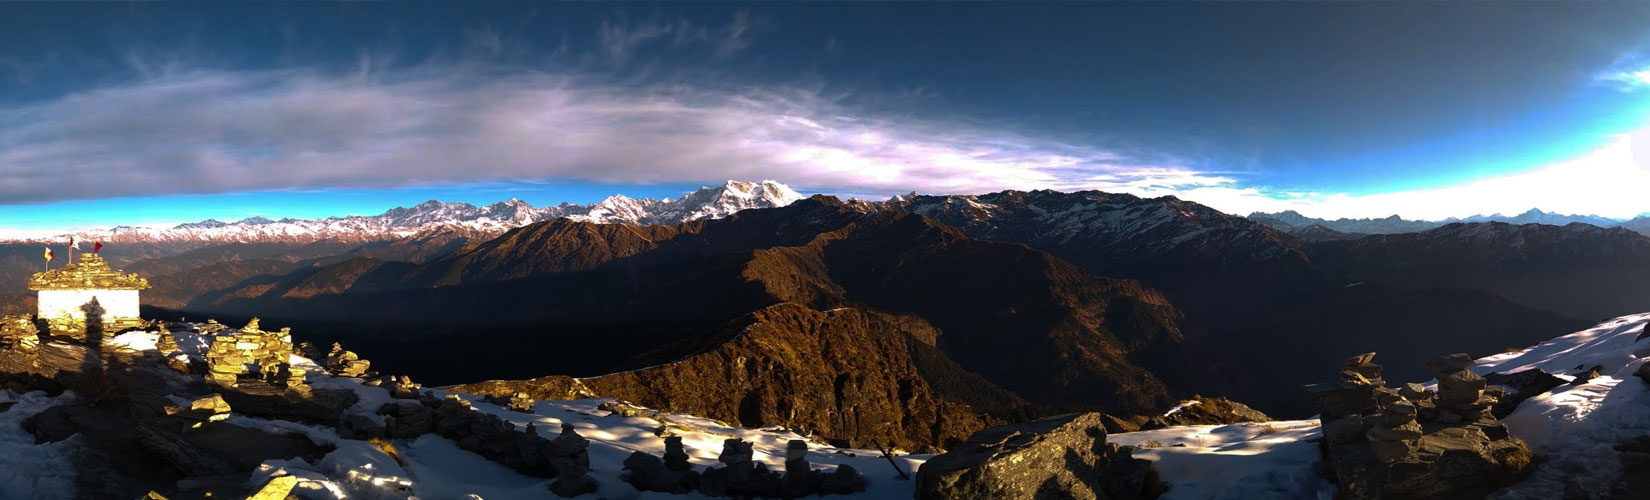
[364,374,423,399]
[163,394,231,429]
[203,319,305,391]
[483,391,536,412]
[1306,352,1532,499]
[1427,353,1497,424]
[324,342,371,378]
[623,436,700,493]
[549,422,598,496]
[155,331,179,354]
[626,437,863,498]
[0,315,40,351]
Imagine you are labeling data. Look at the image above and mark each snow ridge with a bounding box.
[11,180,803,244]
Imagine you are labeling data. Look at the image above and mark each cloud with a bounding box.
[0,64,1228,206]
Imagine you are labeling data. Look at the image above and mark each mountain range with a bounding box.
[20,180,804,247]
[90,184,1640,425]
[6,179,1648,447]
[1250,208,1650,239]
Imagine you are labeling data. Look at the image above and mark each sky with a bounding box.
[3,3,1650,231]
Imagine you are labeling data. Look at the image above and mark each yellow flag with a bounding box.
[43,247,53,262]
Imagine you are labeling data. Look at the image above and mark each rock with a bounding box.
[1099,413,1147,433]
[247,475,298,500]
[1571,366,1602,385]
[1367,421,1423,441]
[1322,418,1367,444]
[1398,383,1434,402]
[1435,370,1489,403]
[548,423,596,497]
[1312,352,1534,500]
[623,451,687,493]
[1142,396,1271,430]
[1636,363,1650,387]
[914,413,1154,500]
[163,394,232,429]
[599,400,648,418]
[1425,353,1476,374]
[782,440,818,497]
[1485,368,1567,418]
[1607,436,1650,499]
[1367,437,1418,464]
[342,412,386,439]
[821,463,865,495]
[664,435,695,470]
[1306,383,1379,418]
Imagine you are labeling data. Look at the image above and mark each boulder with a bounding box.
[1485,368,1566,418]
[1141,396,1270,430]
[623,451,687,493]
[1571,366,1602,385]
[914,413,1155,500]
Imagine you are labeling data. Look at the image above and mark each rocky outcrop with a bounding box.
[913,412,1157,500]
[1484,368,1566,418]
[1306,353,1533,499]
[1140,396,1269,430]
[452,303,994,449]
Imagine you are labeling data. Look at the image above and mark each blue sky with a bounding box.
[3,3,1650,231]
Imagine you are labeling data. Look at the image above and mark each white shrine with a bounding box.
[27,254,149,331]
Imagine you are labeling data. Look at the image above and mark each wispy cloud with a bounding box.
[0,62,1227,206]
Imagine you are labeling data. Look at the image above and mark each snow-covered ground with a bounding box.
[0,390,80,500]
[1475,312,1650,498]
[1108,420,1332,500]
[6,313,1648,499]
[1100,312,1650,500]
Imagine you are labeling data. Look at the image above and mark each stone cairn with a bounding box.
[338,392,608,497]
[0,315,40,352]
[202,318,307,393]
[485,391,537,412]
[1306,352,1532,499]
[549,422,598,497]
[154,330,179,354]
[624,437,864,498]
[324,342,372,378]
[363,374,424,399]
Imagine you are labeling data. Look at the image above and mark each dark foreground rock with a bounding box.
[914,412,1158,500]
[1307,353,1533,500]
[1484,368,1565,418]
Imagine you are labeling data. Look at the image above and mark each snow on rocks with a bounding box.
[1108,420,1332,500]
[0,390,80,500]
[1475,313,1650,498]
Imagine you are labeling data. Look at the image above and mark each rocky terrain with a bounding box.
[880,190,1592,412]
[451,304,999,450]
[1303,222,1650,321]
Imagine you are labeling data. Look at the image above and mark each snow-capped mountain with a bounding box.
[23,180,804,245]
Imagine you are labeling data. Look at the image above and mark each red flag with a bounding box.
[93,241,102,255]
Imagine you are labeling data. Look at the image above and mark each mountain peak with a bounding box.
[36,180,811,243]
